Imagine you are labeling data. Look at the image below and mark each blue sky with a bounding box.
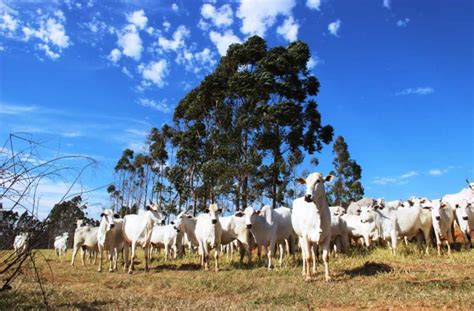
[1,0,473,218]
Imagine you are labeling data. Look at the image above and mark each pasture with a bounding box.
[1,247,473,309]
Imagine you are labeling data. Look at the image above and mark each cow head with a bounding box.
[331,206,346,217]
[359,204,375,223]
[235,207,259,229]
[296,172,334,203]
[100,209,116,231]
[455,200,471,222]
[205,203,222,225]
[146,202,165,224]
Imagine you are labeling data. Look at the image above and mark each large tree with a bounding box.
[327,136,364,207]
[172,36,333,211]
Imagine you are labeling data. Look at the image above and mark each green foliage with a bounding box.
[327,136,364,207]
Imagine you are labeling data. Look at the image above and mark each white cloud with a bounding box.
[138,59,168,88]
[209,30,241,56]
[306,0,321,10]
[428,168,451,176]
[373,171,418,185]
[396,87,434,96]
[397,18,410,27]
[84,18,107,33]
[0,12,18,33]
[383,0,391,9]
[276,16,298,42]
[237,0,295,37]
[138,98,171,113]
[162,20,171,32]
[117,24,143,60]
[171,3,179,12]
[307,56,319,69]
[21,10,70,59]
[127,10,148,30]
[108,48,121,63]
[201,3,233,28]
[328,19,341,37]
[0,103,37,114]
[176,47,217,74]
[158,25,189,52]
[122,66,133,78]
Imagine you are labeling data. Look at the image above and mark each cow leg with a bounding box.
[300,240,306,277]
[391,231,398,256]
[71,245,79,267]
[108,248,115,272]
[144,245,150,272]
[214,245,220,272]
[81,248,86,266]
[278,243,284,268]
[98,247,103,272]
[322,240,331,282]
[203,243,210,271]
[311,245,317,274]
[404,236,409,246]
[422,228,431,255]
[128,243,136,274]
[304,240,313,281]
[267,238,276,270]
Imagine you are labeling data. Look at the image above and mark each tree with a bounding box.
[172,36,333,211]
[327,136,364,207]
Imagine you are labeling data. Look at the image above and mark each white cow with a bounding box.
[330,214,349,255]
[71,220,99,267]
[174,212,199,250]
[360,198,433,256]
[292,172,333,282]
[346,198,376,215]
[423,200,455,255]
[341,214,377,247]
[150,224,182,261]
[249,205,294,269]
[195,204,222,272]
[329,205,346,216]
[219,212,253,264]
[54,232,69,257]
[97,209,124,272]
[13,232,29,255]
[453,200,473,248]
[402,197,433,253]
[122,203,165,273]
[443,179,474,207]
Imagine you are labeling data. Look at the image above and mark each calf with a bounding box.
[122,203,165,273]
[250,205,293,269]
[71,220,99,267]
[97,209,124,272]
[341,214,377,248]
[195,204,222,272]
[453,200,473,248]
[291,172,334,282]
[54,232,69,257]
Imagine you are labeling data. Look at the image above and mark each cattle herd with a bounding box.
[13,173,474,282]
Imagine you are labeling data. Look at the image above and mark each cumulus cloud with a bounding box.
[138,59,168,88]
[397,18,410,27]
[158,25,189,52]
[383,0,391,9]
[395,87,434,96]
[171,3,178,12]
[237,0,295,37]
[21,10,70,59]
[306,0,321,10]
[328,19,341,37]
[209,30,241,56]
[117,24,143,60]
[138,98,171,113]
[108,48,121,63]
[176,47,217,74]
[162,20,171,32]
[0,11,18,33]
[276,16,298,42]
[127,10,147,30]
[307,56,319,69]
[201,3,233,28]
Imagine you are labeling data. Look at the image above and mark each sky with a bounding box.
[0,0,473,219]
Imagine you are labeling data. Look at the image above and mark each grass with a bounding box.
[1,245,473,309]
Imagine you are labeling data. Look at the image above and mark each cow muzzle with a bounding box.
[212,219,217,225]
[435,216,441,221]
[304,194,312,202]
[462,216,468,221]
[246,224,252,229]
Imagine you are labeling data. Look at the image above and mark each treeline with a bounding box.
[108,36,364,216]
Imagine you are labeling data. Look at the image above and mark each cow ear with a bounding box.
[100,213,105,217]
[324,174,334,183]
[235,211,244,217]
[186,215,193,219]
[113,213,120,218]
[295,177,306,185]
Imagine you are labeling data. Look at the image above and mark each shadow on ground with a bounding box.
[343,261,393,277]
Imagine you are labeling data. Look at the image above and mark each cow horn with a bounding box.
[466,178,470,185]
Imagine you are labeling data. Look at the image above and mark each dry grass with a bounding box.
[1,245,473,309]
